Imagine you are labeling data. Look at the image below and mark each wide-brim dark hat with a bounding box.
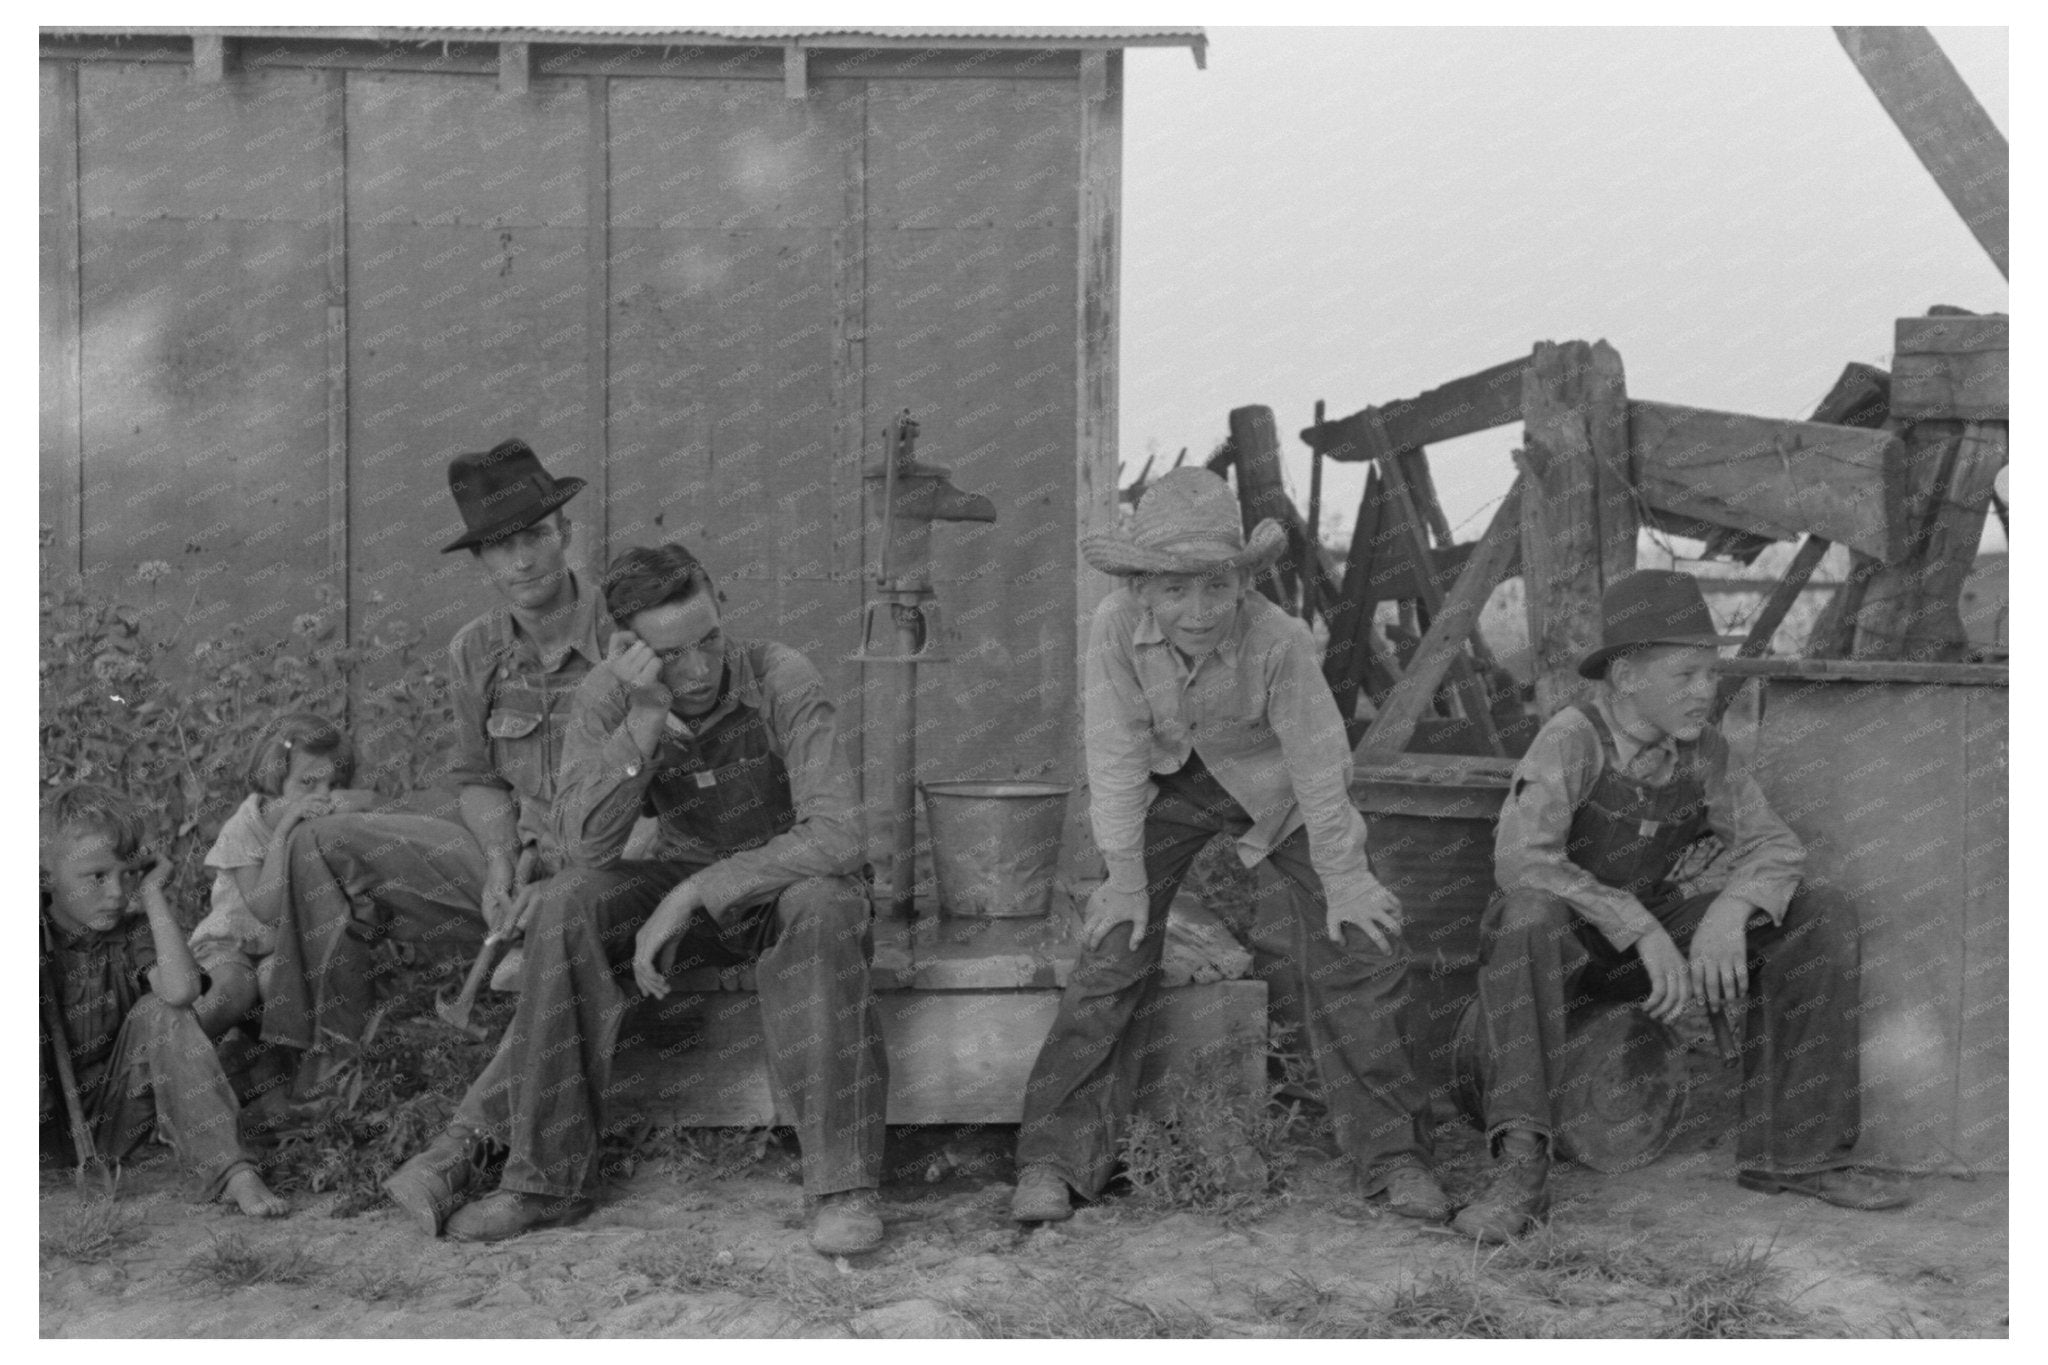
[1082,468,1286,577]
[440,438,585,553]
[1578,569,1744,679]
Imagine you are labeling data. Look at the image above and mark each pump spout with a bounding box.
[917,472,996,524]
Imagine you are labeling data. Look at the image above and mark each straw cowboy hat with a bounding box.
[1577,569,1744,679]
[440,438,586,553]
[1082,468,1287,577]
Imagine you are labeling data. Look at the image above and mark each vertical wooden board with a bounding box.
[602,78,859,720]
[860,79,1082,806]
[77,218,335,642]
[40,61,81,573]
[344,73,590,678]
[1957,686,2008,1167]
[72,64,337,642]
[1753,678,1971,1171]
[865,79,1079,231]
[77,63,332,222]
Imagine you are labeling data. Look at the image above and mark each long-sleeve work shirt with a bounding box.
[553,637,864,917]
[1494,690,1806,951]
[1085,587,1381,915]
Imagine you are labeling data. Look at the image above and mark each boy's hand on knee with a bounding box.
[1687,895,1752,1009]
[633,882,703,999]
[1082,883,1149,953]
[1327,880,1402,953]
[1636,927,1691,1023]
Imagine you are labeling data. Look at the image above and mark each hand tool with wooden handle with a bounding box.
[40,919,106,1180]
[436,932,510,1040]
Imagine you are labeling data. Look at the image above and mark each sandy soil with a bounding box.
[38,1054,2006,1339]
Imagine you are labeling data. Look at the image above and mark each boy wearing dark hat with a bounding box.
[1011,468,1448,1224]
[261,439,613,1084]
[1454,569,1908,1242]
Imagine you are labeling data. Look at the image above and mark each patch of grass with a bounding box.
[343,1262,430,1305]
[1247,1271,1382,1338]
[1661,1241,1828,1339]
[1373,1269,1544,1338]
[948,1268,1219,1338]
[39,1199,144,1266]
[1486,1229,1660,1307]
[176,1232,322,1292]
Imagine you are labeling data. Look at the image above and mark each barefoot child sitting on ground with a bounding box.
[39,782,288,1217]
[188,712,378,1040]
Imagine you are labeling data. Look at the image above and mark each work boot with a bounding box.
[1450,1131,1552,1244]
[1010,1163,1075,1224]
[383,1130,484,1237]
[444,1188,593,1243]
[809,1189,885,1255]
[1365,1155,1453,1222]
[1737,1167,1913,1211]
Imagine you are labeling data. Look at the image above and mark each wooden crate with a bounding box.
[1726,658,2008,1174]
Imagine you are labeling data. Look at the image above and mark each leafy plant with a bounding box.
[39,529,455,927]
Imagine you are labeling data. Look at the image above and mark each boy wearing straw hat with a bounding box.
[1011,468,1449,1223]
[1453,569,1908,1243]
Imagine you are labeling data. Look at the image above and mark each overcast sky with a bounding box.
[1115,26,2009,551]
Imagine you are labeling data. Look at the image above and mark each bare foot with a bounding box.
[223,1168,288,1218]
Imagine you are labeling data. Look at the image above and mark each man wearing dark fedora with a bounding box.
[260,439,613,1090]
[1011,468,1450,1225]
[1453,569,1908,1242]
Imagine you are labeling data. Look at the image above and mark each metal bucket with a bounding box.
[1451,997,1687,1173]
[919,781,1071,918]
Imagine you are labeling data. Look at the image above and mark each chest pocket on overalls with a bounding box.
[652,710,795,855]
[485,681,565,803]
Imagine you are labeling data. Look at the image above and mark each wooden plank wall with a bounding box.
[40,52,1091,866]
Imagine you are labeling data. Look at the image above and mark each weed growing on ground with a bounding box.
[1374,1268,1545,1338]
[1118,1021,1320,1216]
[343,1262,429,1306]
[1663,1241,1829,1338]
[39,1199,144,1266]
[264,983,501,1215]
[625,1243,761,1297]
[1247,1271,1382,1337]
[177,1232,321,1292]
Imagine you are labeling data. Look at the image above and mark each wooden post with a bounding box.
[1519,340,1635,719]
[499,42,532,96]
[1378,447,1499,741]
[1835,27,2008,278]
[1709,533,1832,723]
[192,34,227,83]
[1787,363,1893,659]
[1358,480,1524,762]
[783,45,808,99]
[1227,405,1339,621]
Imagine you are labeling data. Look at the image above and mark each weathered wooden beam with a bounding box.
[1854,419,2006,661]
[1835,27,2008,279]
[1710,533,1831,723]
[1323,468,1392,716]
[1892,314,2007,421]
[498,41,531,95]
[1359,480,1524,763]
[1520,341,1633,719]
[1226,405,1340,620]
[1789,363,1893,657]
[1302,357,1527,457]
[783,44,808,99]
[192,34,227,82]
[1380,447,1500,743]
[1630,401,1907,564]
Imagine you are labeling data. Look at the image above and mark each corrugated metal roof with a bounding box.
[44,25,1206,55]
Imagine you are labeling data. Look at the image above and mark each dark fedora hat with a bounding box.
[1577,569,1743,679]
[440,438,585,553]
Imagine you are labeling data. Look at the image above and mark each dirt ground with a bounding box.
[38,1048,2007,1340]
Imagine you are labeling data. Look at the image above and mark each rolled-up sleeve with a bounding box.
[1494,711,1663,951]
[1082,598,1157,893]
[1700,730,1805,923]
[1261,624,1377,911]
[442,630,510,794]
[553,667,657,868]
[692,648,865,917]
